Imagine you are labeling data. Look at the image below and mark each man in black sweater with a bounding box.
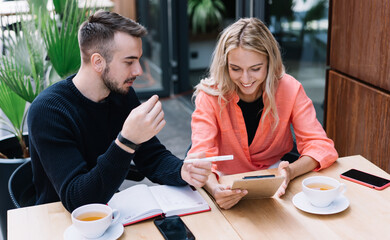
[27,10,211,212]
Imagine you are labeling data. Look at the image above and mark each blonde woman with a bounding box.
[188,18,338,209]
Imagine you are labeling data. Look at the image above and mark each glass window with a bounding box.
[267,0,328,124]
[188,0,236,87]
[134,0,164,93]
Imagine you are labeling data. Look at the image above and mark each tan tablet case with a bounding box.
[231,176,285,199]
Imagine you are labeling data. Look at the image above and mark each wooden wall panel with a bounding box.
[330,0,390,92]
[326,71,390,173]
[111,0,137,20]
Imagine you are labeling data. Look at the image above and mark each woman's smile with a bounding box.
[228,47,268,102]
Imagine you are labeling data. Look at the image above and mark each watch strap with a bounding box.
[117,132,141,151]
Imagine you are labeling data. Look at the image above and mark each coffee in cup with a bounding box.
[71,203,120,238]
[76,211,108,221]
[302,176,346,208]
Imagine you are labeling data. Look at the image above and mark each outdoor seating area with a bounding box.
[0,90,194,239]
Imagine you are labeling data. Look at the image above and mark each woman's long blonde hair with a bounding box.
[193,18,285,129]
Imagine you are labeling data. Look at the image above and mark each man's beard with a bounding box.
[102,65,135,95]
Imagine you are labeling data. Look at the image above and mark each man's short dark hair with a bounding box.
[78,10,147,63]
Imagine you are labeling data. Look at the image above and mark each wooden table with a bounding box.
[8,155,390,239]
[7,188,239,240]
[219,155,390,240]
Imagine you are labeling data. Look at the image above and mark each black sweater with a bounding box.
[27,75,186,212]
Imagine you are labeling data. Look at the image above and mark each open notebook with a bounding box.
[108,184,210,226]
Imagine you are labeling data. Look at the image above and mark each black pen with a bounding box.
[242,174,275,179]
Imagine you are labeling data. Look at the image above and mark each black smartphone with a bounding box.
[154,215,195,240]
[340,169,390,190]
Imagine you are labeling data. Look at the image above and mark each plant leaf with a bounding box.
[0,14,48,102]
[188,0,225,34]
[0,81,26,137]
[28,0,48,16]
[52,0,67,16]
[40,0,86,78]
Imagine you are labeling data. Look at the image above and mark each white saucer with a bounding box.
[64,223,124,240]
[292,192,349,215]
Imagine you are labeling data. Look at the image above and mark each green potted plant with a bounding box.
[0,0,86,157]
[0,13,49,239]
[0,0,90,237]
[187,0,226,71]
[187,0,226,35]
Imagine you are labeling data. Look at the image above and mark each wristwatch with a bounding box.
[117,132,141,151]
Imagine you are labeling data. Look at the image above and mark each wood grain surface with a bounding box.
[329,0,390,92]
[8,188,240,240]
[326,71,390,173]
[218,155,390,240]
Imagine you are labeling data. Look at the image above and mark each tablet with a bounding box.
[231,175,285,199]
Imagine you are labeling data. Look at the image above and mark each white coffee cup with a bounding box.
[302,176,346,208]
[71,203,120,239]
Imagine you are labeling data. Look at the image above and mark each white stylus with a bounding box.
[184,155,234,163]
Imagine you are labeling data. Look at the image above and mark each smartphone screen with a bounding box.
[340,169,390,190]
[154,215,195,240]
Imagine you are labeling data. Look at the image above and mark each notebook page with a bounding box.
[149,185,209,217]
[108,184,163,224]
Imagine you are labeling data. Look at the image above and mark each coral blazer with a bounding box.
[189,74,338,175]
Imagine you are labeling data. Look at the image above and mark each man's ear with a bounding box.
[91,53,106,73]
